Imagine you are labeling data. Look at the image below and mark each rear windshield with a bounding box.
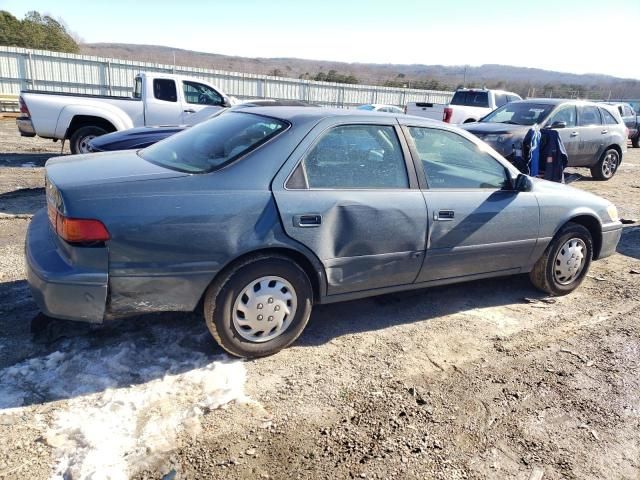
[450,91,489,108]
[481,102,555,126]
[139,112,288,173]
[357,105,376,110]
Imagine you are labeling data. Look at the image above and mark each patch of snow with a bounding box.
[0,321,248,479]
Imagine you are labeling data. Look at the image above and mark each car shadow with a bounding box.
[0,153,58,168]
[297,273,540,348]
[616,225,640,260]
[0,188,45,216]
[0,271,547,410]
[0,278,226,410]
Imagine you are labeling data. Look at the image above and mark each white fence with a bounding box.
[0,46,453,109]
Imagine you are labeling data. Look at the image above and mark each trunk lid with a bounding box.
[45,150,189,189]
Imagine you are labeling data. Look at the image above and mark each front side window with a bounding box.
[183,81,223,105]
[133,77,142,99]
[494,93,508,108]
[481,102,555,126]
[153,79,177,102]
[297,125,408,189]
[599,108,619,125]
[547,105,577,127]
[139,112,287,173]
[408,127,508,189]
[578,106,602,126]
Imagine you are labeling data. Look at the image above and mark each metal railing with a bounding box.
[0,46,454,111]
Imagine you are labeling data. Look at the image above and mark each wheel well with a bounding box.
[606,144,622,162]
[66,115,116,139]
[567,215,602,259]
[197,247,324,311]
[463,118,476,123]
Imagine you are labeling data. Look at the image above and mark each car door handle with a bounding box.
[183,109,196,113]
[294,214,322,227]
[434,210,455,221]
[601,129,608,134]
[570,131,579,137]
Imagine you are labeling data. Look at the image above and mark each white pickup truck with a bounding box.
[17,72,233,153]
[406,88,522,125]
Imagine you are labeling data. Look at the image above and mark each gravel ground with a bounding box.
[0,118,639,480]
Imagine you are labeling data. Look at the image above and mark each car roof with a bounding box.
[232,106,442,125]
[512,98,604,106]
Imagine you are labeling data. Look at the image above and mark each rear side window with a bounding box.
[153,79,177,102]
[624,105,634,117]
[139,112,288,173]
[599,108,619,125]
[451,91,489,108]
[294,125,408,189]
[578,106,602,126]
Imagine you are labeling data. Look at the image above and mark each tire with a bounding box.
[632,134,639,148]
[204,255,313,358]
[529,223,593,296]
[590,148,620,181]
[69,126,107,154]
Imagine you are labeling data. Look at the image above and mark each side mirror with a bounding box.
[513,173,533,192]
[221,97,233,108]
[550,121,567,129]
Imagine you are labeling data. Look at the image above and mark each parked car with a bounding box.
[17,72,233,154]
[26,107,622,358]
[604,102,639,147]
[88,99,315,152]
[462,99,628,180]
[356,104,404,114]
[406,89,521,124]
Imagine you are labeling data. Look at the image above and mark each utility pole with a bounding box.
[463,65,468,87]
[173,51,176,74]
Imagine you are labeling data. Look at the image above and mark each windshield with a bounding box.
[481,102,555,126]
[450,91,489,108]
[139,112,288,173]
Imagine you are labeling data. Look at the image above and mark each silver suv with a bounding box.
[463,99,628,180]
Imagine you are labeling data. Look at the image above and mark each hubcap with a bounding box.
[232,276,297,342]
[78,135,97,153]
[601,152,619,178]
[554,238,587,285]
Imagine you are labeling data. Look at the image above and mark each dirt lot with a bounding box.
[0,117,638,480]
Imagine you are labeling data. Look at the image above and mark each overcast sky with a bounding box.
[2,0,639,79]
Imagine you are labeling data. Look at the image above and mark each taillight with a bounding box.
[443,107,453,123]
[19,96,30,116]
[48,205,110,243]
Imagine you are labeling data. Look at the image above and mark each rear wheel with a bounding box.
[632,133,639,148]
[529,223,593,296]
[204,255,313,358]
[590,148,619,180]
[69,126,107,154]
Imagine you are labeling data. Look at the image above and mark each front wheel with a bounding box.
[632,134,639,148]
[590,148,620,180]
[69,126,107,154]
[529,223,593,296]
[204,256,313,358]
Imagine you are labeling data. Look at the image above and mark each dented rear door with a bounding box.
[272,118,427,296]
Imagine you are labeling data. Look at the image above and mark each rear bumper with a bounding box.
[16,116,36,137]
[597,221,623,260]
[25,209,108,323]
